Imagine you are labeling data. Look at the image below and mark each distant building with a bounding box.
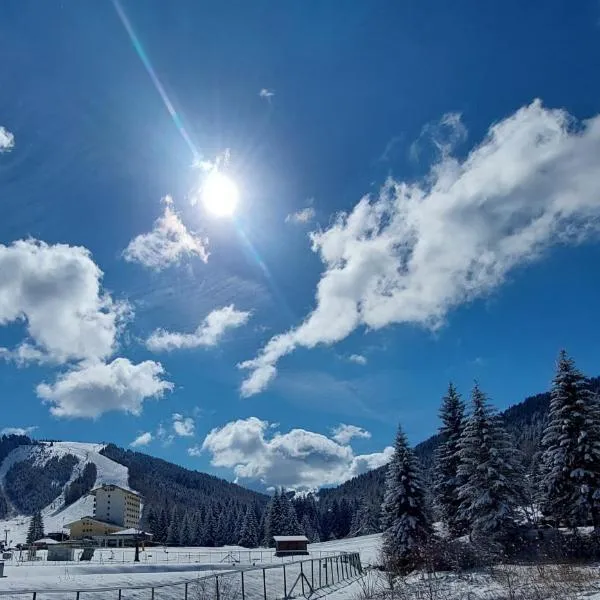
[65,516,125,540]
[91,484,141,528]
[273,535,309,557]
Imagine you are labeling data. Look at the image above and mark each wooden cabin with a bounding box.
[273,535,309,557]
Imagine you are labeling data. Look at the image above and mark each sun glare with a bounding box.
[202,171,239,217]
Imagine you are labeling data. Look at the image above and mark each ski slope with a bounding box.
[0,441,131,545]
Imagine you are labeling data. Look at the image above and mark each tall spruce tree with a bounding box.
[239,506,260,547]
[540,350,600,527]
[26,510,44,544]
[280,492,303,535]
[166,506,180,545]
[433,383,466,536]
[350,498,380,537]
[263,490,283,546]
[457,384,523,539]
[381,424,431,569]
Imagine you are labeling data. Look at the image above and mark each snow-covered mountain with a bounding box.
[0,441,132,545]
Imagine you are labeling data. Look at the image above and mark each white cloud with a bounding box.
[410,111,467,163]
[1,426,37,437]
[187,445,202,457]
[0,239,129,365]
[0,126,15,152]
[331,423,371,445]
[241,100,600,395]
[259,88,275,101]
[146,305,251,352]
[123,196,208,270]
[130,432,153,447]
[200,417,392,490]
[172,413,195,437]
[286,207,316,225]
[347,354,367,365]
[36,358,173,419]
[156,422,174,447]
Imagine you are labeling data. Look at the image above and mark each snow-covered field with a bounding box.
[0,537,368,599]
[0,441,130,546]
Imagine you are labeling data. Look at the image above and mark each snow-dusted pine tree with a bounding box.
[540,350,600,527]
[457,384,523,540]
[350,498,380,537]
[433,383,466,536]
[263,490,282,546]
[239,506,260,547]
[280,493,303,535]
[202,507,216,546]
[26,511,44,544]
[166,506,180,545]
[381,424,431,570]
[179,511,193,546]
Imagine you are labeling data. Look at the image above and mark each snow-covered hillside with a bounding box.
[0,441,132,545]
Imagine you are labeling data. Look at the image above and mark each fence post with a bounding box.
[325,558,328,586]
[319,558,322,588]
[263,567,267,600]
[216,575,220,600]
[76,592,80,600]
[119,589,122,600]
[300,561,305,596]
[241,569,245,600]
[151,587,155,599]
[185,582,188,600]
[311,558,314,590]
[283,563,287,599]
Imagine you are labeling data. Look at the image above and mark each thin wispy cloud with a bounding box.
[259,88,275,103]
[1,426,37,437]
[130,431,153,447]
[0,126,15,153]
[286,206,316,225]
[123,196,208,270]
[146,305,251,352]
[240,100,600,396]
[347,354,367,365]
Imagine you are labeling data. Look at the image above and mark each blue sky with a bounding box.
[1,0,600,490]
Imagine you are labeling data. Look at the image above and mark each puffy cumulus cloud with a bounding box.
[286,207,315,225]
[200,417,392,490]
[123,196,208,270]
[187,445,202,457]
[146,305,251,352]
[0,239,128,365]
[331,423,371,445]
[130,432,153,447]
[36,358,173,419]
[0,126,15,152]
[240,100,600,395]
[1,426,37,436]
[347,354,367,366]
[172,413,195,437]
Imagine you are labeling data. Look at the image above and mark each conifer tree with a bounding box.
[433,383,466,536]
[239,506,260,547]
[179,511,193,546]
[280,492,303,535]
[202,507,217,546]
[381,424,431,570]
[166,506,180,545]
[457,384,523,539]
[350,498,380,537]
[26,511,44,544]
[540,350,600,527]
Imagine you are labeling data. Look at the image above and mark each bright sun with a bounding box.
[202,171,239,217]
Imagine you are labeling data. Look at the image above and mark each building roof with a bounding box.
[273,536,309,542]
[64,516,125,529]
[34,538,59,545]
[90,484,141,497]
[109,528,151,536]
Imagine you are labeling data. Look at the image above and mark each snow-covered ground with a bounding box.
[0,441,130,546]
[0,538,369,598]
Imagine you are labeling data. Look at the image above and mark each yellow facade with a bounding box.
[66,517,124,540]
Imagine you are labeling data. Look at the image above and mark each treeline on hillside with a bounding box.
[0,434,37,518]
[64,463,97,506]
[100,444,269,546]
[380,350,600,572]
[5,454,78,514]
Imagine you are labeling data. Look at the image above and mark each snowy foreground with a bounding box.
[0,535,379,599]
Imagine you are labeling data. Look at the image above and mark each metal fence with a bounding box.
[0,551,362,600]
[2,549,343,567]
